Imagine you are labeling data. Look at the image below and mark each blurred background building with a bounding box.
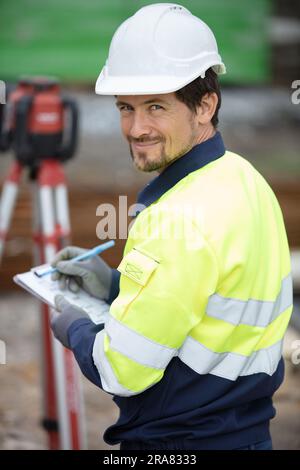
[0,0,299,450]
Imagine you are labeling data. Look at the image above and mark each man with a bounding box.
[51,4,293,450]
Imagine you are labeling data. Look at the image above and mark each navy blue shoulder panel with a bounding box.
[104,356,284,449]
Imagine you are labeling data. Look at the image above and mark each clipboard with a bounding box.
[14,263,110,324]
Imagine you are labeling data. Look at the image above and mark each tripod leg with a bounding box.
[38,167,71,449]
[53,167,87,450]
[55,181,71,244]
[32,181,60,450]
[0,161,22,263]
[38,160,86,450]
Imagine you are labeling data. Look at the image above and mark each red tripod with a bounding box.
[0,78,86,449]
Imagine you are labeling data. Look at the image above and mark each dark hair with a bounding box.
[175,67,221,127]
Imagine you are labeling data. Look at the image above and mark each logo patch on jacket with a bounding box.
[118,248,159,286]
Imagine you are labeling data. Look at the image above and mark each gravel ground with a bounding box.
[0,293,300,450]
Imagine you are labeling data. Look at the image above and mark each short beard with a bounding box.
[129,139,195,173]
[129,143,167,172]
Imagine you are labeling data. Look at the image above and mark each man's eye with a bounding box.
[119,105,133,112]
[150,104,163,110]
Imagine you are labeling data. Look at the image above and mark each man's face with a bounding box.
[115,93,200,172]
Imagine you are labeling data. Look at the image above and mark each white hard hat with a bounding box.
[95,3,226,96]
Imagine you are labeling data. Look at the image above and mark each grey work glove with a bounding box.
[51,246,112,301]
[51,294,90,349]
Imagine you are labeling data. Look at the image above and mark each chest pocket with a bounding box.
[113,248,160,316]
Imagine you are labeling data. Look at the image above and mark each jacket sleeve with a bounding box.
[91,211,219,397]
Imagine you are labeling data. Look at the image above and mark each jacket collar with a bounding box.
[137,131,226,209]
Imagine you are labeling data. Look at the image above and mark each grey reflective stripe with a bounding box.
[206,273,293,327]
[93,276,290,391]
[178,336,283,381]
[105,314,177,369]
[92,329,138,396]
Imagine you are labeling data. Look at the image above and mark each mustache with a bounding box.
[128,136,164,144]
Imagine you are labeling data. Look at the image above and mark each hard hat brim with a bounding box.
[95,63,226,96]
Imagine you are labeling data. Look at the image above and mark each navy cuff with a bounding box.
[107,268,120,304]
[67,317,105,388]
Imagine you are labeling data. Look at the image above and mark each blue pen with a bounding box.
[33,240,115,277]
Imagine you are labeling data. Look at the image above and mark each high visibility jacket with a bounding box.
[68,132,293,449]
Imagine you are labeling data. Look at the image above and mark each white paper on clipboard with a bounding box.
[13,264,110,325]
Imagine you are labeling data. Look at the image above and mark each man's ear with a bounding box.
[196,92,218,125]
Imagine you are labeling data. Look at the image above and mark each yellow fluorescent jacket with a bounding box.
[92,150,293,397]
